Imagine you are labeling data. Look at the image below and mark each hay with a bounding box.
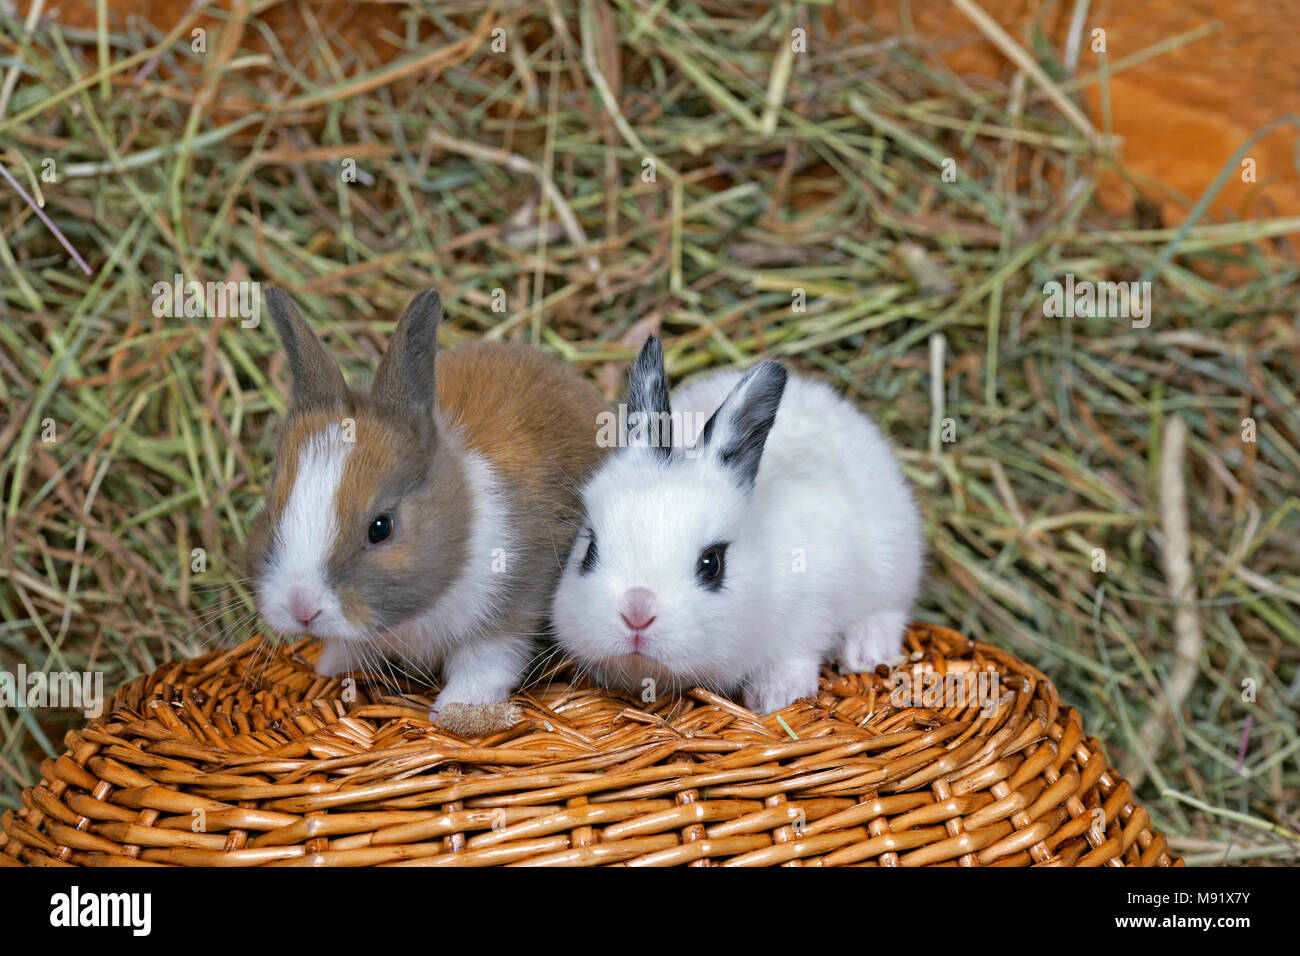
[0,1,1296,864]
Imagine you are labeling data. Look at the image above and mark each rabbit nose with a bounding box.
[287,587,322,628]
[619,587,657,631]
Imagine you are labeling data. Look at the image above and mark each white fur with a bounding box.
[551,366,925,713]
[257,423,353,639]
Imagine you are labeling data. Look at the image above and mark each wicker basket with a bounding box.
[0,623,1180,867]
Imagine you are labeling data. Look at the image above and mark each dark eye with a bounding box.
[367,514,393,545]
[696,543,727,589]
[579,532,598,574]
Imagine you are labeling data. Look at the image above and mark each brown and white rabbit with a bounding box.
[246,288,608,735]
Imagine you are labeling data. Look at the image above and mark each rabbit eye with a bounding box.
[696,543,728,590]
[579,532,598,574]
[367,514,394,545]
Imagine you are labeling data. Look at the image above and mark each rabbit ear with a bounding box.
[700,360,787,486]
[625,336,673,459]
[265,288,347,408]
[372,288,442,420]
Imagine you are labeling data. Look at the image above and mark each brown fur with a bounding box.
[249,290,608,736]
[248,306,606,651]
[264,289,347,406]
[327,407,471,629]
[435,340,609,585]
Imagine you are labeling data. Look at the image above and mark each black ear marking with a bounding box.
[625,336,673,459]
[265,287,347,408]
[578,530,598,575]
[700,359,787,486]
[372,288,442,420]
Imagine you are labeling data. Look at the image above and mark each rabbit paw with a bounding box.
[840,611,909,674]
[431,701,522,737]
[315,640,354,677]
[742,658,822,715]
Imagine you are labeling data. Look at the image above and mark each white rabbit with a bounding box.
[551,338,925,714]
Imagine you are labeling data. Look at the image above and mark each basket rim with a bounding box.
[0,622,1181,868]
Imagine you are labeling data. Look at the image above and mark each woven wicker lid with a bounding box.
[0,623,1179,867]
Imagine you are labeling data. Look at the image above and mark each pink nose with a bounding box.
[287,587,322,628]
[619,587,657,631]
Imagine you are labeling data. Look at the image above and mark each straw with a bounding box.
[0,0,1295,863]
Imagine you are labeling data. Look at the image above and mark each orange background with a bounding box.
[851,0,1300,222]
[22,0,1300,222]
